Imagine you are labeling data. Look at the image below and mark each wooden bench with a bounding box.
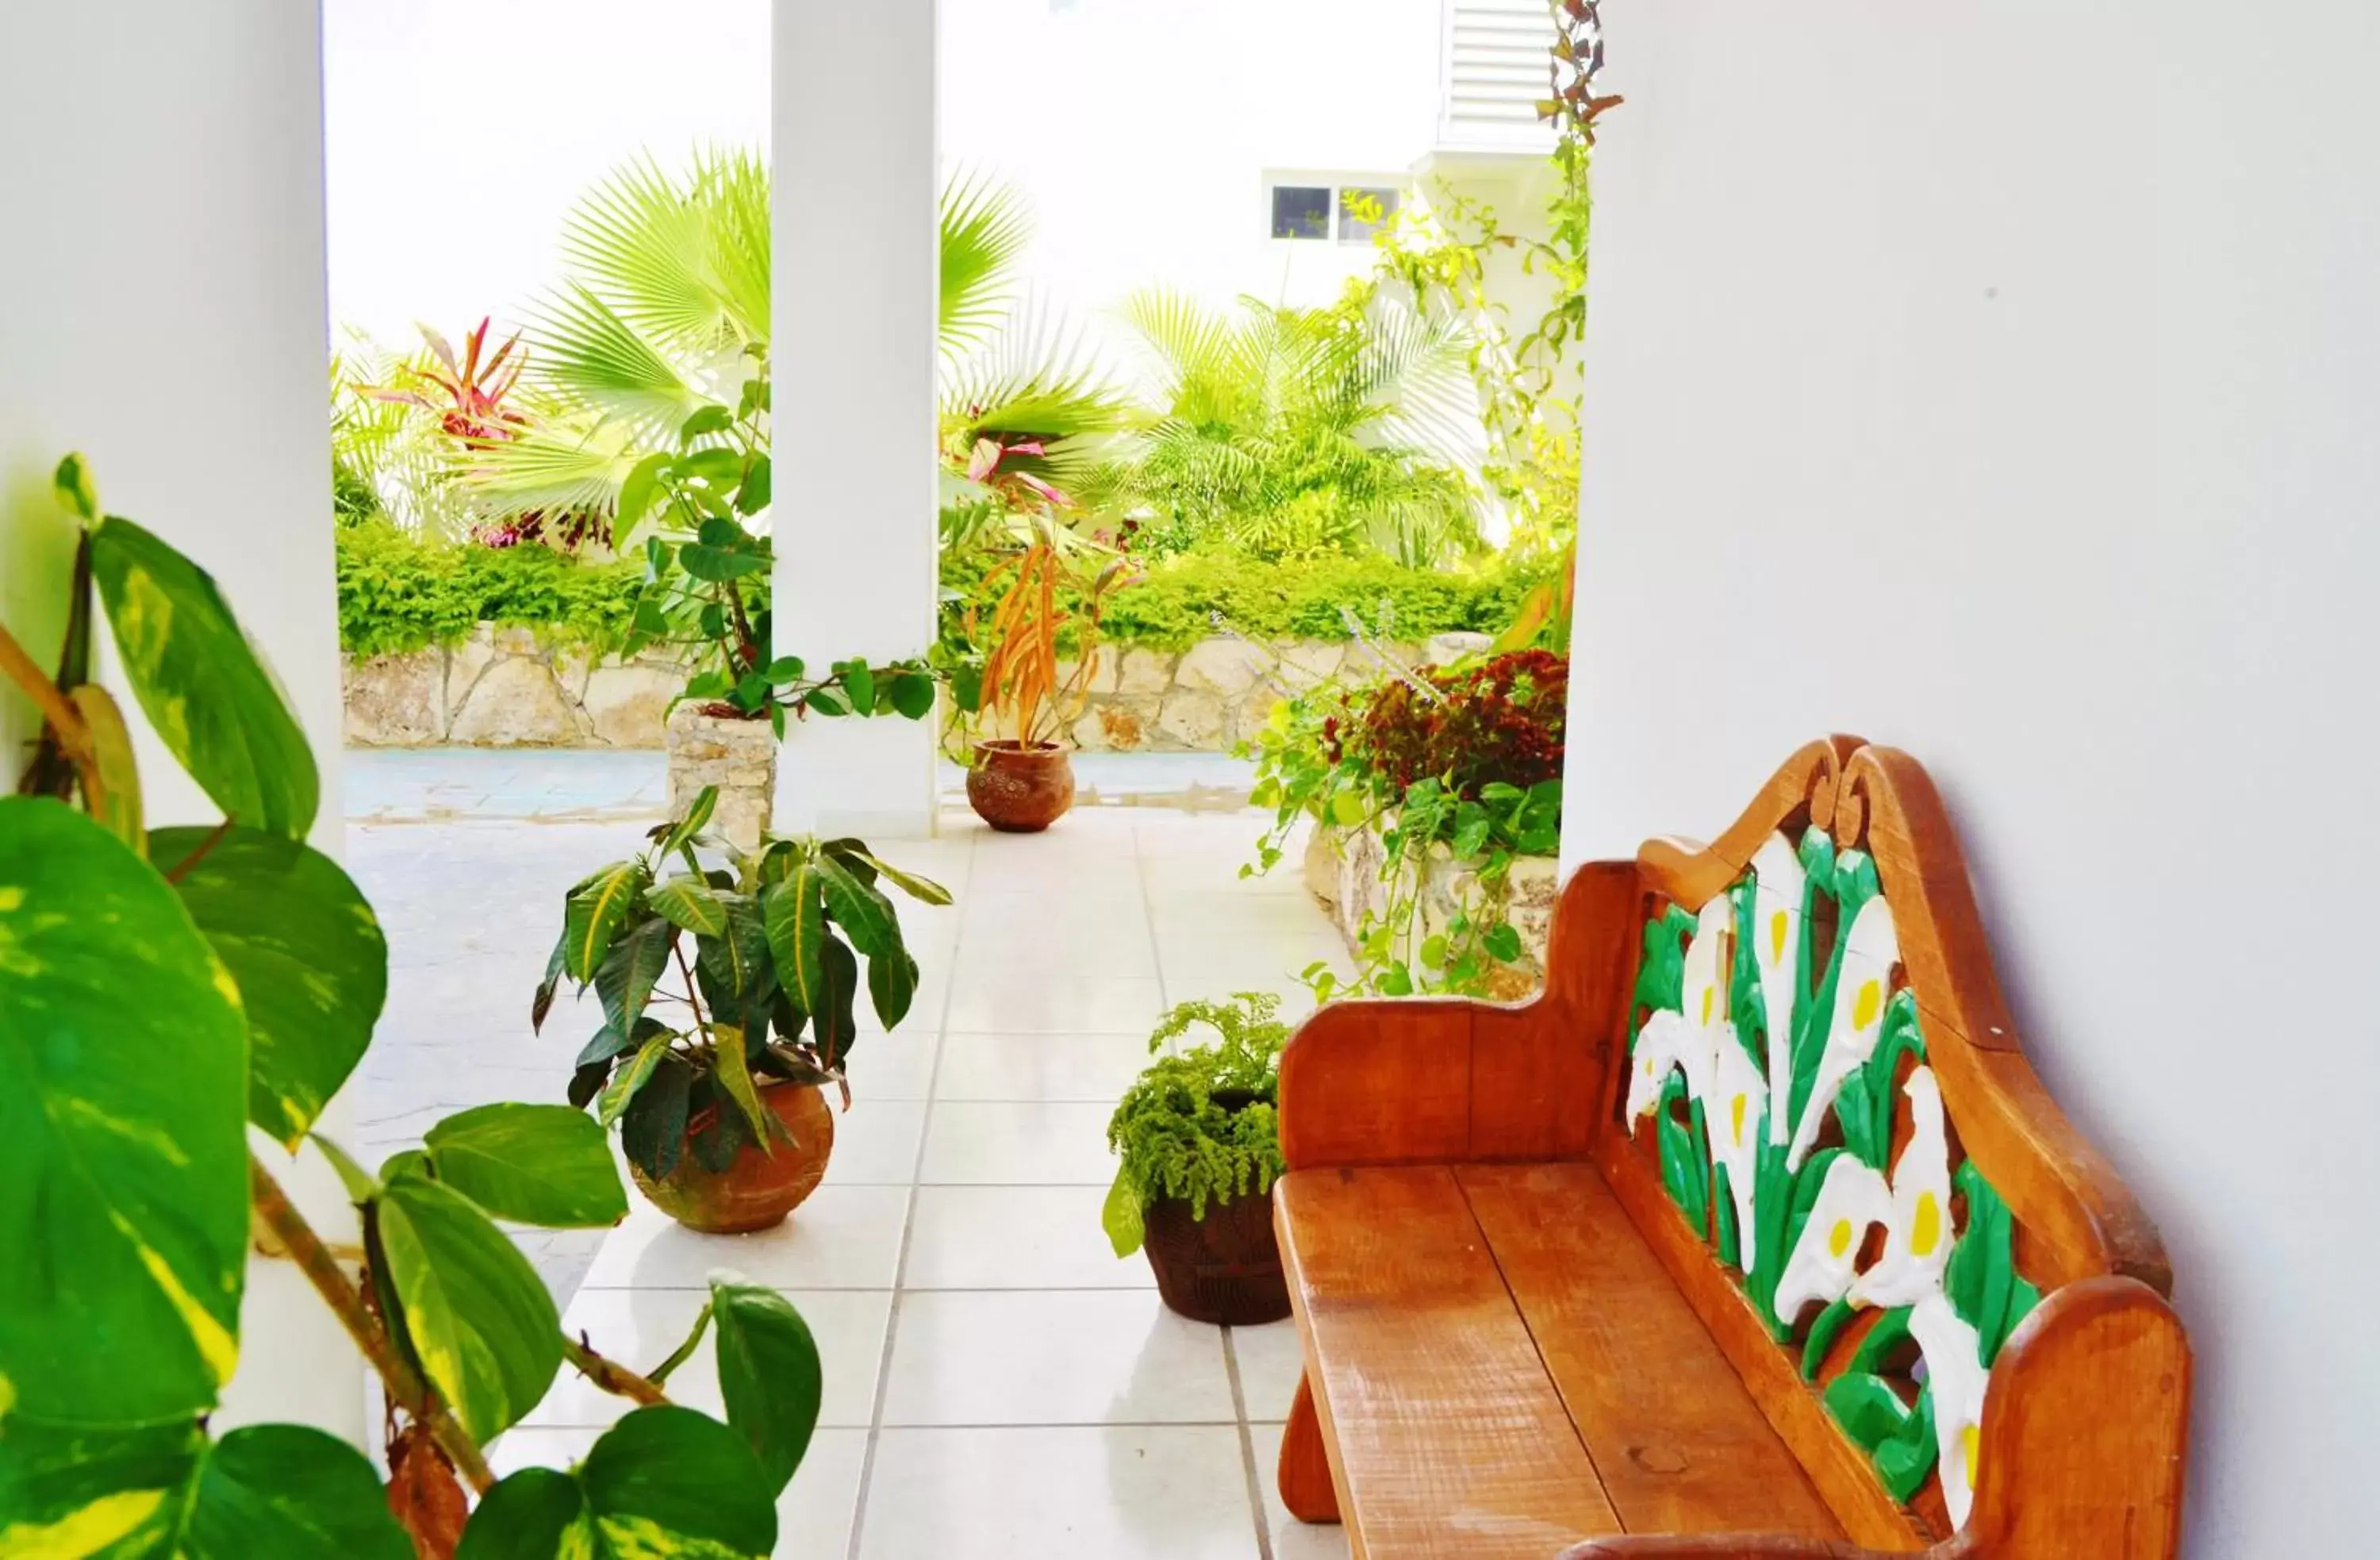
[1270,737,2191,1559]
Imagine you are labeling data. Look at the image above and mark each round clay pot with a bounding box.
[1141,1186,1292,1326]
[629,1082,835,1234]
[966,740,1074,832]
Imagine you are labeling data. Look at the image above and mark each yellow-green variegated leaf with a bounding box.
[66,683,144,855]
[597,1035,675,1127]
[0,797,248,1425]
[377,1175,562,1444]
[0,1419,412,1559]
[88,515,319,840]
[454,1407,776,1560]
[565,861,651,982]
[762,863,826,1014]
[424,1103,628,1228]
[712,1025,773,1143]
[152,826,388,1147]
[812,855,898,960]
[647,874,728,937]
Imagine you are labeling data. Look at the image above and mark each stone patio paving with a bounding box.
[346,748,1351,1559]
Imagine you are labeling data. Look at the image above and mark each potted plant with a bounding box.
[957,513,1127,832]
[1101,993,1293,1325]
[536,790,947,1232]
[2,455,819,1554]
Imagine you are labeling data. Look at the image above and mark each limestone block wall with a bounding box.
[1301,818,1557,1001]
[343,625,693,748]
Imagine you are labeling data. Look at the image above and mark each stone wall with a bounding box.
[344,625,1497,751]
[1302,818,1557,1001]
[1061,631,1492,754]
[344,625,693,748]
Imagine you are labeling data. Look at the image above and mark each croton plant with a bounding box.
[535,798,948,1183]
[0,457,837,1556]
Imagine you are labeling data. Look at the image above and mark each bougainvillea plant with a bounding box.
[1243,644,1565,998]
[0,456,819,1556]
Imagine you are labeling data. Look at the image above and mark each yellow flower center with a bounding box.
[1852,978,1883,1032]
[1730,1093,1749,1145]
[1910,1190,1943,1258]
[1701,987,1714,1027]
[1961,1424,1981,1489]
[1769,909,1789,964]
[1829,1218,1855,1258]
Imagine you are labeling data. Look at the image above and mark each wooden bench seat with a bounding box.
[1270,740,2193,1559]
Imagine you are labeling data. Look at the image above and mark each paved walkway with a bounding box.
[346,750,1349,1559]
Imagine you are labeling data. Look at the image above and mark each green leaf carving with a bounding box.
[152,825,388,1147]
[89,516,318,839]
[0,797,248,1424]
[455,1407,777,1560]
[424,1103,629,1228]
[710,1277,823,1495]
[377,1174,562,1443]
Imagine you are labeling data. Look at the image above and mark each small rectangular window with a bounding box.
[1338,186,1401,244]
[1270,185,1333,240]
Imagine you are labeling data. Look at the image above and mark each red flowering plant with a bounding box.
[1243,642,1565,998]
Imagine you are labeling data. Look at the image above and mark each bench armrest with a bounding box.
[1278,862,1639,1170]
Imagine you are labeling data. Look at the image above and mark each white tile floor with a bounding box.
[489,806,1356,1559]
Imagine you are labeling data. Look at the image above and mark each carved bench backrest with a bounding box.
[1596,737,2170,1547]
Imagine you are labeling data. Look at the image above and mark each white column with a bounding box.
[771,0,942,840]
[0,2,363,1442]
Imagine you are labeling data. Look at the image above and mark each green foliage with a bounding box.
[543,813,948,1186]
[0,456,835,1554]
[336,522,642,659]
[1102,995,1291,1257]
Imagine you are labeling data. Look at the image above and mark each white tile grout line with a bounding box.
[843,824,975,1560]
[1221,1328,1279,1560]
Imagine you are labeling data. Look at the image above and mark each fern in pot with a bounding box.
[1102,993,1292,1325]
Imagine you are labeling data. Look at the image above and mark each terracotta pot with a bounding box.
[629,1082,834,1234]
[966,739,1074,832]
[1141,1185,1292,1325]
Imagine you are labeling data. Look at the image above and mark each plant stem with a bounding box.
[247,1153,494,1494]
[163,817,236,884]
[644,1301,712,1385]
[0,618,89,755]
[560,1332,670,1406]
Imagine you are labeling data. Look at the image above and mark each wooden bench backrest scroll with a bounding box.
[1584,737,2191,1556]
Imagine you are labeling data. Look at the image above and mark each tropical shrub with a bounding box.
[0,456,820,1556]
[1353,647,1568,797]
[336,521,642,659]
[1100,993,1290,1258]
[1082,289,1481,568]
[537,796,949,1187]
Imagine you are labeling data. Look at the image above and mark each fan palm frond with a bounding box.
[942,301,1130,488]
[940,170,1032,355]
[528,283,712,436]
[459,412,647,521]
[559,149,770,356]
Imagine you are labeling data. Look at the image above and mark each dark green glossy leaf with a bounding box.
[647,874,728,937]
[378,1174,562,1443]
[424,1103,628,1228]
[885,670,936,720]
[709,1278,822,1495]
[712,1024,774,1143]
[89,515,318,838]
[532,924,570,1032]
[866,947,920,1030]
[658,787,716,857]
[830,844,953,907]
[694,890,774,1024]
[814,854,899,960]
[736,455,771,514]
[762,863,827,1014]
[0,797,248,1424]
[678,544,766,582]
[1482,921,1524,964]
[620,1055,693,1182]
[595,916,674,1036]
[456,1407,776,1560]
[598,1035,676,1126]
[565,862,651,982]
[152,825,388,1147]
[812,937,859,1068]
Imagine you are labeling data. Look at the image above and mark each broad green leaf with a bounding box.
[1101,1170,1146,1258]
[1329,790,1366,828]
[620,1055,693,1183]
[866,947,920,1030]
[647,874,728,937]
[658,786,717,857]
[595,916,674,1036]
[377,1175,562,1443]
[693,891,774,1024]
[709,1278,822,1495]
[153,824,387,1147]
[814,854,899,960]
[839,663,875,714]
[0,1418,412,1560]
[812,938,859,1068]
[762,863,827,1013]
[565,861,652,982]
[455,1407,776,1560]
[736,455,772,515]
[67,683,144,854]
[612,451,674,544]
[598,1035,676,1127]
[0,797,248,1425]
[88,515,318,839]
[678,544,767,582]
[1483,922,1525,963]
[712,1026,774,1143]
[885,670,936,720]
[827,843,952,906]
[424,1104,628,1228]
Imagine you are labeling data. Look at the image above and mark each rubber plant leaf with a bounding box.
[88,514,319,839]
[152,824,388,1147]
[0,797,248,1424]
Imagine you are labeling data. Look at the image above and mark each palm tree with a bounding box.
[466,152,1123,536]
[1083,288,1483,568]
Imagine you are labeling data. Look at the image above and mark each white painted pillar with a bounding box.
[0,2,363,1442]
[771,0,943,840]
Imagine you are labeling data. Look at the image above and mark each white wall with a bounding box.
[0,2,363,1442]
[1564,3,2380,1553]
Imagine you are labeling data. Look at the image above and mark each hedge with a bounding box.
[338,528,1545,659]
[336,523,643,659]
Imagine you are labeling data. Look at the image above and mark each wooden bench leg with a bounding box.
[1279,1371,1341,1523]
